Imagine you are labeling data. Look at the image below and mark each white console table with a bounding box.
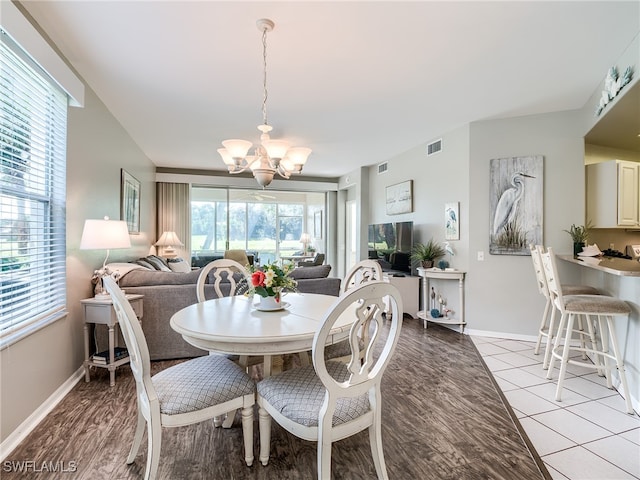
[416,267,466,333]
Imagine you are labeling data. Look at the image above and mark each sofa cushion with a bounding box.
[119,268,202,287]
[289,265,331,280]
[132,259,156,270]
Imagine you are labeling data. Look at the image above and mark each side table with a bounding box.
[81,294,144,386]
[416,267,466,333]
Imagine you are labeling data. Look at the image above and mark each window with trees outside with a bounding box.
[1,37,68,346]
[191,188,325,265]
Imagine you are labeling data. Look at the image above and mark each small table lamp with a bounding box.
[299,233,311,255]
[155,231,184,258]
[80,216,131,298]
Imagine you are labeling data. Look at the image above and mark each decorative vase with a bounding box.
[573,242,585,257]
[259,292,281,310]
[421,260,434,269]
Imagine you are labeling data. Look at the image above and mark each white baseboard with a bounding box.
[0,366,85,461]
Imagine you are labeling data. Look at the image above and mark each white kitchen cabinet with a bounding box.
[586,160,639,228]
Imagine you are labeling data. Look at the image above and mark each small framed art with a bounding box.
[121,169,140,234]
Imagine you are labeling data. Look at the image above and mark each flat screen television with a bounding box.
[367,221,413,273]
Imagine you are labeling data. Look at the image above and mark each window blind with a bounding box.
[0,36,68,344]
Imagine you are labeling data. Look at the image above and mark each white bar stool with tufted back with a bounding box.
[540,246,634,415]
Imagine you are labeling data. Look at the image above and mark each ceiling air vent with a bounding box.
[378,162,388,174]
[427,139,442,156]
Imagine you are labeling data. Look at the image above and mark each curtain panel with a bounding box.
[156,182,191,263]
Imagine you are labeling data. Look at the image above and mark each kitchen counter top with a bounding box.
[559,255,640,277]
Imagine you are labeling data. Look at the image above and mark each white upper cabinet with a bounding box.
[586,160,639,228]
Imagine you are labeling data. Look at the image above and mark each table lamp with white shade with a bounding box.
[154,231,184,258]
[80,216,131,298]
[299,232,311,254]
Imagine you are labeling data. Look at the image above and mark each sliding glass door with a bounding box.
[191,187,324,265]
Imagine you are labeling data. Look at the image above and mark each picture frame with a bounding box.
[121,169,140,234]
[385,180,413,215]
[314,210,323,239]
[445,202,460,240]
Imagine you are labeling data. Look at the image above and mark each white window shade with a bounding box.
[0,37,68,345]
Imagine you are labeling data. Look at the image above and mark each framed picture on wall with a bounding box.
[385,180,413,215]
[121,169,140,234]
[445,202,460,240]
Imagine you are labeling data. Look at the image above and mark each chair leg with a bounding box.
[535,298,551,355]
[542,305,557,370]
[547,311,568,380]
[555,313,575,402]
[584,315,604,376]
[127,411,146,464]
[603,316,635,415]
[145,418,162,480]
[258,406,271,466]
[576,315,588,360]
[368,396,389,479]
[241,404,254,466]
[317,412,334,480]
[222,410,237,428]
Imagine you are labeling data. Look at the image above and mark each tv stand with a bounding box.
[383,274,419,318]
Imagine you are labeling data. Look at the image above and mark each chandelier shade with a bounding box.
[218,18,311,188]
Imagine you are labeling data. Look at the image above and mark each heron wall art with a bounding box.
[489,155,543,255]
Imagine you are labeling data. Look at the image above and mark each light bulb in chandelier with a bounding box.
[217,18,311,188]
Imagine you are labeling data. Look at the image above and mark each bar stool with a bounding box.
[540,247,633,414]
[529,244,600,369]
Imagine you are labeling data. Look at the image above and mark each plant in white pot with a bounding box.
[411,239,446,269]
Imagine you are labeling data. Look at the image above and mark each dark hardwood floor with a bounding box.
[3,319,550,479]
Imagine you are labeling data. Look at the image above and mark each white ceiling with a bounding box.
[19,1,640,178]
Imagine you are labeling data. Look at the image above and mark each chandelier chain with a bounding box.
[261,26,268,127]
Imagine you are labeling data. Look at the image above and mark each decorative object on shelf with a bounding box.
[299,232,311,254]
[247,261,297,310]
[445,202,460,240]
[411,239,446,269]
[489,155,543,256]
[385,180,413,215]
[437,259,449,270]
[80,216,131,299]
[154,231,184,258]
[120,169,140,234]
[564,222,592,257]
[430,308,441,318]
[596,65,634,116]
[217,18,311,188]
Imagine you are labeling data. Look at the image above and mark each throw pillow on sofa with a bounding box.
[167,257,191,273]
[144,255,172,272]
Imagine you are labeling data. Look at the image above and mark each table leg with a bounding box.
[263,355,272,377]
[84,323,91,382]
[108,325,115,387]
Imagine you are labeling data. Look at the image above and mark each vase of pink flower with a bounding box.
[248,261,297,310]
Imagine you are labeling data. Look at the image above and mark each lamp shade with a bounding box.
[80,217,131,250]
[154,231,184,247]
[299,233,311,244]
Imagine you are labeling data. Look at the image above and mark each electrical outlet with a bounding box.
[477,251,485,261]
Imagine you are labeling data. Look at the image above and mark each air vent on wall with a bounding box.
[378,162,388,174]
[427,139,442,156]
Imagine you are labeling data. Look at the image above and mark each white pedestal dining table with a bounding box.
[170,293,351,376]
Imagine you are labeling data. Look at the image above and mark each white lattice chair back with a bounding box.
[539,246,565,312]
[196,259,250,303]
[529,244,549,299]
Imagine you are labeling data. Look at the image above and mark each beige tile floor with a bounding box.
[472,335,640,480]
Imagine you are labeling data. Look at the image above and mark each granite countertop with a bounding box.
[559,255,640,277]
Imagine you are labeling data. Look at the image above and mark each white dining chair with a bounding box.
[539,248,634,414]
[102,277,256,480]
[324,259,385,363]
[529,244,600,369]
[257,281,403,479]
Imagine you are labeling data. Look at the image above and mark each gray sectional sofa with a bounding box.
[114,263,341,360]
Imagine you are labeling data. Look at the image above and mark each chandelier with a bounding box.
[218,18,311,188]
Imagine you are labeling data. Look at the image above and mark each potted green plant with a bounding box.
[411,239,446,269]
[564,223,591,256]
